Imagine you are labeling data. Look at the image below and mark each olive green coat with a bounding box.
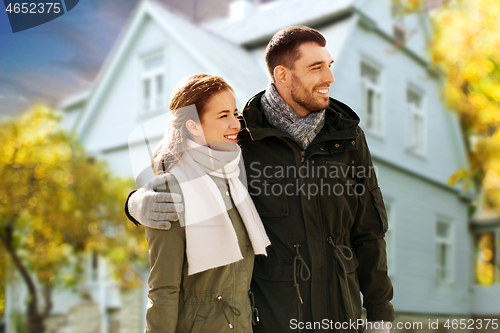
[144,175,255,333]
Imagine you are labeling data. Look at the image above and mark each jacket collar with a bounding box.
[241,90,360,143]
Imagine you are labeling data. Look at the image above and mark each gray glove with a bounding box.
[127,173,183,230]
[363,321,390,333]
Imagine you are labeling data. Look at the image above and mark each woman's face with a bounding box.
[196,89,240,151]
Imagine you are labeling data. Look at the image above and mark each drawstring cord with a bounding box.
[327,236,355,320]
[248,290,260,325]
[215,295,241,329]
[293,243,311,333]
[293,243,311,304]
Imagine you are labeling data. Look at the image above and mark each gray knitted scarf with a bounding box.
[261,83,325,149]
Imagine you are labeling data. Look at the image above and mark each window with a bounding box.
[435,218,453,284]
[141,51,165,112]
[407,87,425,154]
[475,231,499,286]
[360,60,382,134]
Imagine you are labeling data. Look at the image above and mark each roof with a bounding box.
[59,88,91,110]
[64,0,359,141]
[471,206,500,226]
[72,0,269,139]
[149,0,269,101]
[203,0,356,45]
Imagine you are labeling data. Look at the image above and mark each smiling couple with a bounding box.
[125,26,394,333]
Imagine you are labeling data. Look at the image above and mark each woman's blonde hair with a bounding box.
[151,74,234,175]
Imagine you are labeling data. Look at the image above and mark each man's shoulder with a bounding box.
[239,90,266,132]
[327,98,360,121]
[242,90,266,114]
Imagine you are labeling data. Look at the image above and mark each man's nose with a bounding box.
[323,67,335,84]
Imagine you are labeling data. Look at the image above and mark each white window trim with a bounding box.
[360,57,384,136]
[435,217,454,285]
[136,44,169,116]
[406,85,426,156]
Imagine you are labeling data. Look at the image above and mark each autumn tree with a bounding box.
[0,105,148,333]
[430,0,500,210]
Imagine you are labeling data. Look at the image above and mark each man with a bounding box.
[126,27,394,332]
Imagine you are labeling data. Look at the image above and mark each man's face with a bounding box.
[289,42,335,115]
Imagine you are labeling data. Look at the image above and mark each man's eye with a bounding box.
[313,67,321,70]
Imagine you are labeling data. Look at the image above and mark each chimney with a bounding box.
[426,0,451,12]
[229,0,256,21]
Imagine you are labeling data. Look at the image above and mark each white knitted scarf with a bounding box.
[169,140,271,275]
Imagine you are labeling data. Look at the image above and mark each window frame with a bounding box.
[360,58,383,136]
[138,48,167,114]
[435,216,454,285]
[406,85,426,156]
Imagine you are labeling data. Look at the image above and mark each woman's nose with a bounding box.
[230,114,241,130]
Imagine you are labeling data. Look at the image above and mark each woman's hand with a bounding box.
[127,173,184,230]
[363,321,390,333]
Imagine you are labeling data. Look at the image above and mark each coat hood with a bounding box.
[241,90,361,143]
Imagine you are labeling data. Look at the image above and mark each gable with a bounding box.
[354,0,433,63]
[73,0,268,154]
[204,0,357,46]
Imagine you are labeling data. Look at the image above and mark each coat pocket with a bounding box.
[245,162,289,217]
[334,249,362,321]
[369,186,389,233]
[346,259,362,320]
[251,257,300,333]
[325,160,358,184]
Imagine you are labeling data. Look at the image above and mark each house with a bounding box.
[8,0,495,332]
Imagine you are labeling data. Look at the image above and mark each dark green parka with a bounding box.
[239,91,394,333]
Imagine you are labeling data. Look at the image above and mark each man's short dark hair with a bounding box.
[265,26,327,83]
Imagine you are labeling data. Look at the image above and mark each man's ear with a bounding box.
[274,65,290,88]
[185,119,203,138]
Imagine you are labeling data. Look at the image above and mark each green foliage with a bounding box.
[430,0,500,210]
[0,104,148,315]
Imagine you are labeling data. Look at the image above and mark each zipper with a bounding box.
[327,236,356,321]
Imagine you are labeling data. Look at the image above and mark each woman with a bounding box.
[145,74,271,333]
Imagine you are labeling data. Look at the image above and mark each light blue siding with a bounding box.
[376,160,470,314]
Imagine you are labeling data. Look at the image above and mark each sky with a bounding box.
[0,0,228,119]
